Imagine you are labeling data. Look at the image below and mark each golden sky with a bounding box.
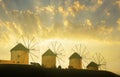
[0,0,120,74]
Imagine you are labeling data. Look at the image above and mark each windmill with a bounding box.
[92,53,107,70]
[15,35,40,64]
[71,43,91,69]
[48,40,65,68]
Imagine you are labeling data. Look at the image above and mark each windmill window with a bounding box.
[17,61,20,63]
[17,55,20,58]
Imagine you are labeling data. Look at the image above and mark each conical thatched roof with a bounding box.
[69,52,82,59]
[42,49,56,56]
[87,61,98,67]
[10,43,29,52]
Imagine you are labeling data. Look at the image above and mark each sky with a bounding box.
[0,0,120,75]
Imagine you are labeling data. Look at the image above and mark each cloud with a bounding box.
[35,5,55,16]
[95,25,114,41]
[97,25,113,34]
[46,5,55,14]
[58,6,68,17]
[116,0,120,8]
[98,0,103,5]
[0,0,9,15]
[104,9,110,16]
[58,1,86,17]
[0,0,120,45]
[117,18,120,30]
[117,18,120,25]
[63,19,69,27]
[86,19,92,27]
[68,1,86,17]
[85,0,103,12]
[72,1,86,12]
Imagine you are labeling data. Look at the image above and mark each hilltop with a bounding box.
[0,64,119,77]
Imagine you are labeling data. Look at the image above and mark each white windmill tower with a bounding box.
[87,53,107,70]
[42,40,65,68]
[93,53,106,70]
[69,43,90,69]
[10,35,40,65]
[10,43,29,64]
